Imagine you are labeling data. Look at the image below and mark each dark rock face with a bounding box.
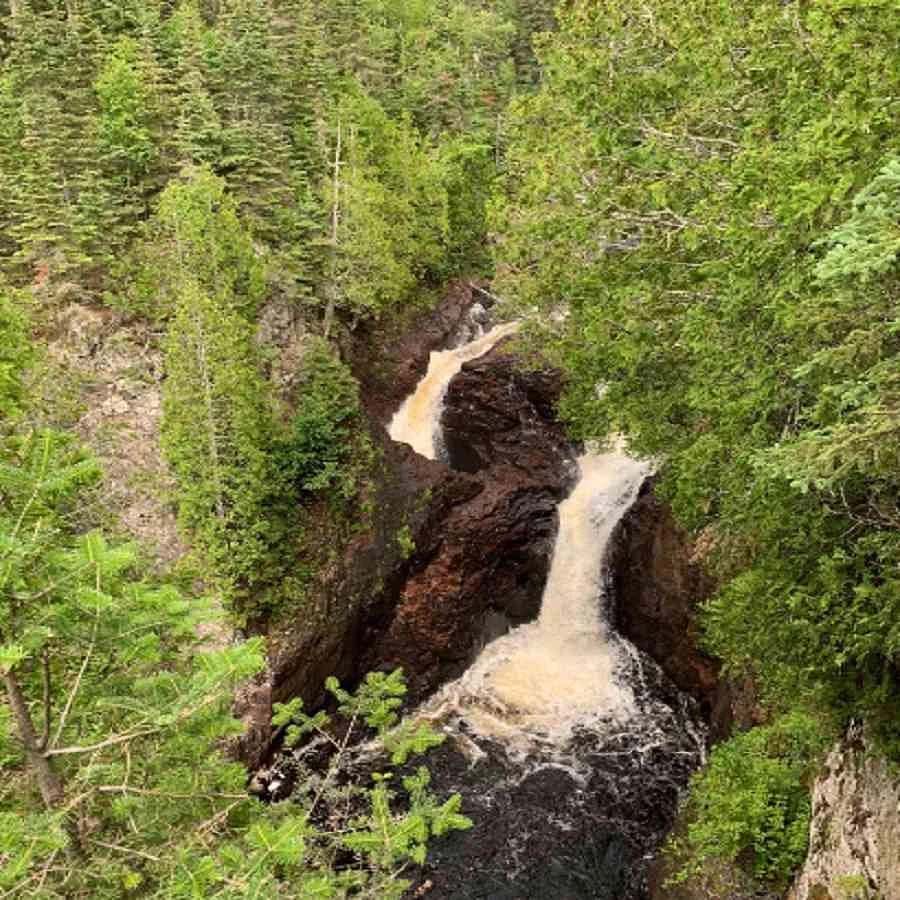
[233,301,575,766]
[234,427,477,767]
[607,483,759,742]
[441,348,575,481]
[358,345,577,700]
[607,486,717,705]
[348,279,484,423]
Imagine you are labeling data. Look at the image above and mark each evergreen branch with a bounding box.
[95,785,247,801]
[10,559,94,604]
[49,684,236,757]
[51,605,99,750]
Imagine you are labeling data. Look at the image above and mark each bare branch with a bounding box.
[51,607,99,749]
[46,728,160,758]
[36,653,51,752]
[90,840,161,863]
[468,283,505,306]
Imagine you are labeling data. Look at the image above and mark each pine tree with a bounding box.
[0,402,265,896]
[94,34,160,189]
[492,0,900,761]
[1,3,112,286]
[162,279,283,607]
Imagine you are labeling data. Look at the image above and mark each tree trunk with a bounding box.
[323,119,342,339]
[4,671,65,809]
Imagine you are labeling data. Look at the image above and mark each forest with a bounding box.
[1,0,898,898]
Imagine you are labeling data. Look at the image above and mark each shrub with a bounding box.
[671,713,829,888]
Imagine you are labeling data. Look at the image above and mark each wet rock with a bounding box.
[350,279,481,423]
[233,312,577,766]
[358,466,568,698]
[233,429,475,767]
[359,345,578,700]
[441,346,576,482]
[608,483,761,741]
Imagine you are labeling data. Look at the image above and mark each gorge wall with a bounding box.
[235,283,728,737]
[788,727,900,900]
[608,486,763,743]
[235,286,577,766]
[235,287,787,898]
[232,288,900,899]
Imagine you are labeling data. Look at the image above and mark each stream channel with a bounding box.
[383,321,707,899]
[268,316,708,899]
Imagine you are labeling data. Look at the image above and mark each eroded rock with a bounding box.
[349,279,482,423]
[234,294,576,765]
[441,347,575,482]
[44,302,185,568]
[608,484,762,741]
[788,727,900,900]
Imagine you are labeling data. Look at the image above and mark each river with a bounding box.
[387,319,706,898]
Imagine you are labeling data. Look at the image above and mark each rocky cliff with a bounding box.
[788,727,900,900]
[234,291,576,766]
[608,482,762,742]
[610,495,900,900]
[361,344,577,696]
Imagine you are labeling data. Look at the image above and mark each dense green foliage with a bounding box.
[0,0,525,308]
[0,0,537,615]
[0,300,469,896]
[491,0,899,884]
[279,337,364,496]
[0,288,31,420]
[670,714,829,887]
[152,168,294,613]
[495,0,899,738]
[12,0,895,891]
[2,1,531,893]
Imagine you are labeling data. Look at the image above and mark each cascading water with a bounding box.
[383,322,707,899]
[388,321,520,459]
[418,448,650,757]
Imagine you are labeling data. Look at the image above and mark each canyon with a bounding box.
[238,286,730,897]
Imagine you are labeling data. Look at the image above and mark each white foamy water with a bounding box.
[419,446,652,754]
[388,321,520,459]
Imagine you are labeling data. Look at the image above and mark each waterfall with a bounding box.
[382,320,706,897]
[388,321,520,459]
[419,448,652,756]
